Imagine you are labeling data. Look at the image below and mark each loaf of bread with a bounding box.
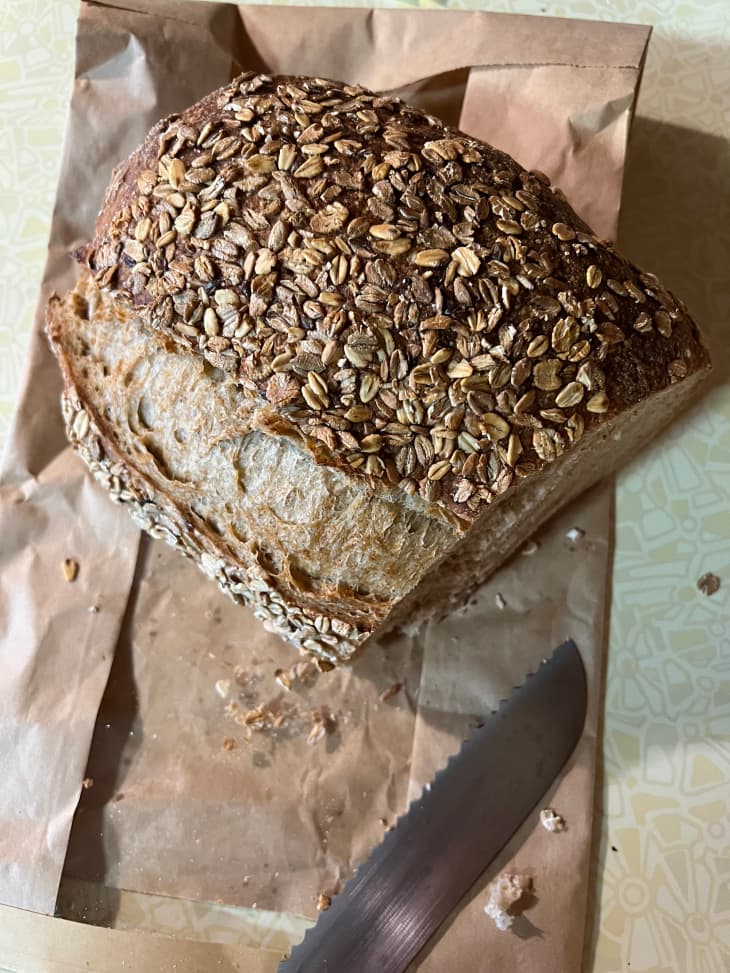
[47,73,710,663]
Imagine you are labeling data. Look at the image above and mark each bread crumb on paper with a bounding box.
[308,707,337,745]
[62,557,79,582]
[495,592,507,611]
[274,667,292,691]
[565,527,585,545]
[540,807,566,832]
[215,679,231,699]
[222,737,236,751]
[379,681,403,702]
[484,873,532,932]
[316,892,332,912]
[697,572,721,596]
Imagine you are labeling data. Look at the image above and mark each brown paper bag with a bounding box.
[0,3,650,970]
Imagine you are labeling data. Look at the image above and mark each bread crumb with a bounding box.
[227,692,299,735]
[484,873,532,932]
[222,737,236,751]
[697,572,721,596]
[495,592,507,610]
[88,604,99,613]
[308,707,336,744]
[291,658,318,684]
[233,665,250,686]
[521,540,539,556]
[239,706,268,728]
[316,893,332,911]
[379,681,403,702]
[308,722,326,745]
[540,807,565,832]
[62,558,79,582]
[215,679,231,699]
[274,667,292,691]
[565,527,585,545]
[82,777,94,790]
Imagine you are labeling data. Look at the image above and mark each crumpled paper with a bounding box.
[0,3,650,971]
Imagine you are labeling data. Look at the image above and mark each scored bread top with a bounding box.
[81,72,710,525]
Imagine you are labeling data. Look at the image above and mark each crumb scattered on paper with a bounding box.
[316,892,332,911]
[222,737,236,751]
[88,604,99,613]
[62,558,79,582]
[273,657,322,692]
[495,592,507,610]
[484,872,532,932]
[219,654,341,747]
[521,540,539,556]
[308,721,326,745]
[291,658,319,684]
[315,657,335,672]
[540,807,565,832]
[225,695,299,735]
[215,679,231,699]
[82,777,94,790]
[233,665,250,687]
[308,707,336,745]
[379,682,403,702]
[565,527,585,545]
[239,706,271,729]
[274,668,292,691]
[697,572,721,596]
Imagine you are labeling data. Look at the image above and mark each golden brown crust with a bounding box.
[80,72,710,528]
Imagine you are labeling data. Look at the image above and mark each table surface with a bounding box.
[1,1,728,971]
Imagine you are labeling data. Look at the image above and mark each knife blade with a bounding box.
[278,639,587,973]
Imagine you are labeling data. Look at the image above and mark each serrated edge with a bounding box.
[279,640,578,969]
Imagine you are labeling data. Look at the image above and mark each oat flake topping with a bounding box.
[85,73,687,522]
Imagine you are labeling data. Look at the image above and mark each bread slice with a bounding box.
[47,74,711,663]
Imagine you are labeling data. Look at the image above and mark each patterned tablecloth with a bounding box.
[1,2,728,971]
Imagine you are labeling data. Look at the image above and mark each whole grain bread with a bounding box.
[46,73,710,662]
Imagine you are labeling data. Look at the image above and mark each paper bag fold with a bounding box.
[0,4,649,971]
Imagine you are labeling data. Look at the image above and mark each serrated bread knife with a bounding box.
[278,639,587,972]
